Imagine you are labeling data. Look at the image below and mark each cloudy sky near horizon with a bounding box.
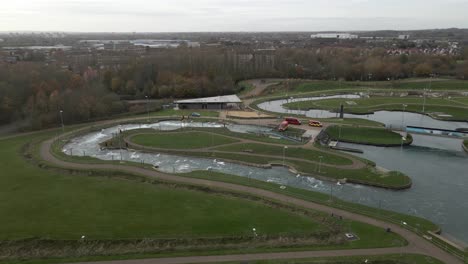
[1,0,468,32]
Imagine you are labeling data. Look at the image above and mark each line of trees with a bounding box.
[1,45,467,130]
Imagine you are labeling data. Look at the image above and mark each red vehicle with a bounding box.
[285,117,301,125]
[278,121,289,131]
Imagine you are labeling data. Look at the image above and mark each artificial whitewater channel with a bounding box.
[63,95,468,245]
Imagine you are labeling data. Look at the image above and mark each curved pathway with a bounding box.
[39,136,462,264]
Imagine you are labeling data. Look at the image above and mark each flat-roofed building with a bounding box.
[311,33,359,39]
[175,95,242,110]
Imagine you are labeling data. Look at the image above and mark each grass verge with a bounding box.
[325,126,413,146]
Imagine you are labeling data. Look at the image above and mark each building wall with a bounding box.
[178,103,240,110]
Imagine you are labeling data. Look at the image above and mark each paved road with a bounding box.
[39,133,462,264]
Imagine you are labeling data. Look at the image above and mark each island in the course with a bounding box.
[101,127,412,189]
[325,126,413,147]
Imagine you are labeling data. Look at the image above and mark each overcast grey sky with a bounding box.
[1,0,468,32]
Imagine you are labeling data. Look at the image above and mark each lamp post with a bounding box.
[339,125,342,141]
[422,88,427,113]
[283,146,288,167]
[401,104,407,132]
[422,76,432,113]
[145,96,149,121]
[59,110,64,133]
[118,126,123,162]
[318,156,323,173]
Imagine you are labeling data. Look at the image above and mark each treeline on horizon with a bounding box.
[1,46,468,130]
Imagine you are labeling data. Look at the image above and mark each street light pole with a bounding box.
[59,110,64,133]
[145,96,149,121]
[422,88,427,113]
[283,146,288,166]
[401,104,407,132]
[423,76,432,113]
[118,126,123,162]
[318,156,323,173]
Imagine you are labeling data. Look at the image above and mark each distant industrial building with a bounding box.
[398,35,410,40]
[175,95,242,110]
[311,33,359,39]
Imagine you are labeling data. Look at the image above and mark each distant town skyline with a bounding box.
[2,0,468,32]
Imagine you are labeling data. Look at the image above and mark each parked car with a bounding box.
[278,121,289,131]
[285,117,301,125]
[308,120,323,127]
[191,112,201,117]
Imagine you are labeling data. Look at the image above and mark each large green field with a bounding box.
[284,96,468,121]
[0,134,325,240]
[325,126,411,146]
[131,131,239,149]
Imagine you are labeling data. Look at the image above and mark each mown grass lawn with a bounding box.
[131,131,239,149]
[0,134,325,240]
[215,143,353,166]
[325,126,410,146]
[188,127,304,145]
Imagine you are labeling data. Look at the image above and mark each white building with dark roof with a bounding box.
[175,95,242,110]
[311,33,359,39]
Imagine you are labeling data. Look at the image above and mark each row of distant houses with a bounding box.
[310,33,410,40]
[387,47,460,56]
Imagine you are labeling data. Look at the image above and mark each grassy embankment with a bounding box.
[123,129,411,189]
[284,96,468,121]
[325,126,413,146]
[237,80,256,97]
[7,253,442,264]
[212,254,443,264]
